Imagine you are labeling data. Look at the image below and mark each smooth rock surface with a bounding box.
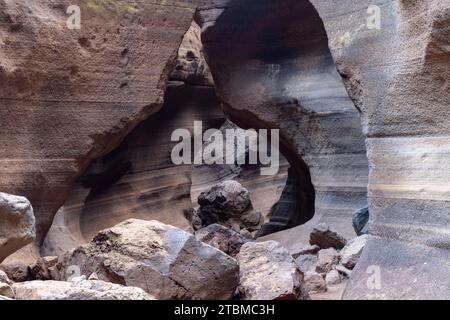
[340,235,368,270]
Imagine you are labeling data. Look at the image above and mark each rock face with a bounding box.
[56,219,239,300]
[0,193,35,263]
[12,278,154,300]
[193,181,263,233]
[237,241,308,300]
[195,224,252,257]
[197,0,369,240]
[30,256,58,281]
[310,224,347,250]
[0,0,202,243]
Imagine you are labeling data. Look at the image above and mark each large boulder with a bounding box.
[56,219,239,300]
[12,277,154,300]
[195,224,252,257]
[0,193,35,263]
[236,241,308,300]
[310,224,347,250]
[193,181,263,233]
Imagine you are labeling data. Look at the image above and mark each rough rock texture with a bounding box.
[291,244,320,259]
[310,224,347,250]
[0,0,202,243]
[41,21,225,255]
[56,219,239,300]
[303,271,326,294]
[316,248,340,275]
[237,241,308,300]
[0,193,35,263]
[193,181,263,233]
[197,0,369,239]
[195,224,252,257]
[0,271,14,298]
[295,254,318,274]
[30,256,58,280]
[340,235,368,270]
[12,278,154,300]
[325,270,341,287]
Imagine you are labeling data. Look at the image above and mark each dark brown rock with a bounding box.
[310,224,347,250]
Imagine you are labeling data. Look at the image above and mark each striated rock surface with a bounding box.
[12,278,154,300]
[55,219,239,300]
[0,0,202,243]
[0,193,35,263]
[237,241,308,300]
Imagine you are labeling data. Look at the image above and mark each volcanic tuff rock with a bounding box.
[195,223,252,257]
[198,0,450,298]
[12,278,154,300]
[0,0,202,243]
[55,219,239,300]
[0,193,35,263]
[237,241,308,300]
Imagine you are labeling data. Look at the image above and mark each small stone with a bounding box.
[316,248,340,274]
[340,235,368,269]
[303,271,326,294]
[88,273,99,281]
[352,207,369,236]
[295,254,318,274]
[325,270,341,287]
[310,223,347,249]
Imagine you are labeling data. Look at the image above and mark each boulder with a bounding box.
[0,283,14,299]
[303,271,327,294]
[0,270,11,285]
[56,219,239,300]
[30,256,58,280]
[0,261,30,282]
[194,181,263,232]
[316,248,340,275]
[12,278,154,300]
[295,254,318,274]
[236,241,308,300]
[0,193,35,263]
[310,223,347,250]
[352,207,369,236]
[340,235,368,269]
[325,270,341,287]
[195,224,252,257]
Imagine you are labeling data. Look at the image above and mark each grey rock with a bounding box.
[303,271,326,294]
[237,241,308,300]
[0,193,36,263]
[291,244,320,259]
[335,265,352,278]
[195,224,252,257]
[316,248,340,274]
[340,235,368,269]
[295,254,318,274]
[352,207,369,236]
[325,270,341,287]
[56,219,239,300]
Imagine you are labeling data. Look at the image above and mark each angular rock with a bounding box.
[0,270,11,285]
[303,271,327,294]
[352,207,369,236]
[310,224,347,250]
[30,256,58,280]
[325,270,341,287]
[316,248,340,275]
[194,181,263,232]
[291,244,320,259]
[295,254,318,274]
[0,193,35,263]
[237,241,308,300]
[56,219,239,300]
[195,224,252,257]
[0,261,30,282]
[340,235,368,269]
[12,278,154,300]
